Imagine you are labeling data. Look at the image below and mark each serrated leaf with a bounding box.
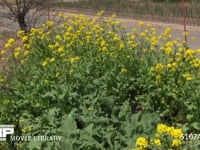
[191,122,200,130]
[186,114,193,121]
[60,110,77,136]
[27,140,42,150]
[42,90,57,99]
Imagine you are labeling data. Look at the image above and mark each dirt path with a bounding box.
[117,18,200,49]
[1,7,200,49]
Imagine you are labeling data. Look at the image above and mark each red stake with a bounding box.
[182,0,187,47]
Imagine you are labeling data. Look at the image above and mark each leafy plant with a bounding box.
[0,12,200,149]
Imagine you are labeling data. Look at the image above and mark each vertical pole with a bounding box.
[46,0,50,20]
[182,0,187,46]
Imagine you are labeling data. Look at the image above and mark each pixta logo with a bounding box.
[0,125,14,141]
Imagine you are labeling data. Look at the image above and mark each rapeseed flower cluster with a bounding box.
[0,76,4,83]
[2,11,200,79]
[134,124,183,150]
[4,38,15,48]
[135,137,148,150]
[156,124,183,147]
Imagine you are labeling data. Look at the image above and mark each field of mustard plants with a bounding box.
[0,11,200,149]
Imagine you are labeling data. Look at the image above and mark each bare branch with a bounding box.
[1,0,18,17]
[1,0,53,32]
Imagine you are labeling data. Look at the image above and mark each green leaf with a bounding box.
[186,114,193,121]
[60,110,77,137]
[191,122,200,130]
[27,141,42,150]
[42,90,57,99]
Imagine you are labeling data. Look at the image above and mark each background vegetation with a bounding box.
[55,0,200,26]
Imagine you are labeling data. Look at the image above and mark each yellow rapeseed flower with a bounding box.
[48,44,54,49]
[190,58,200,68]
[113,35,120,42]
[191,36,196,41]
[149,67,154,73]
[0,76,4,82]
[184,49,194,57]
[30,28,38,36]
[15,47,21,52]
[172,139,182,147]
[196,48,200,53]
[138,21,144,27]
[56,35,62,41]
[24,43,30,49]
[164,27,171,35]
[121,68,128,73]
[176,52,183,62]
[160,46,165,51]
[167,63,176,72]
[97,10,105,16]
[70,69,74,74]
[183,73,192,81]
[22,128,27,134]
[50,58,55,63]
[166,126,175,133]
[165,41,173,47]
[132,28,137,33]
[0,50,6,55]
[44,80,49,84]
[70,56,80,64]
[153,139,161,146]
[170,128,183,139]
[17,30,25,37]
[119,42,125,49]
[101,46,107,51]
[151,36,158,47]
[14,51,20,58]
[156,75,161,83]
[8,38,15,44]
[23,50,29,56]
[157,124,168,134]
[58,47,64,53]
[88,106,94,111]
[111,20,119,25]
[86,35,91,42]
[178,47,184,52]
[182,31,188,36]
[56,72,60,77]
[140,32,146,37]
[146,23,152,28]
[28,126,32,132]
[151,28,156,36]
[42,60,48,66]
[112,13,116,18]
[165,47,172,55]
[5,38,15,48]
[100,40,106,47]
[47,20,55,27]
[21,36,28,43]
[136,137,148,149]
[58,12,64,18]
[155,63,164,73]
